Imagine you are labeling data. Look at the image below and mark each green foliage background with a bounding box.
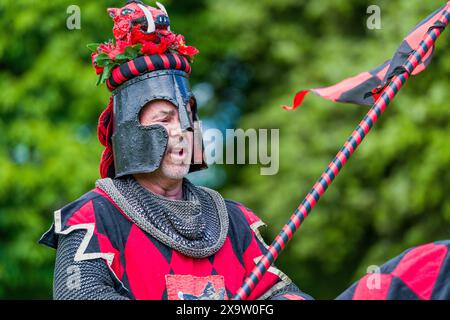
[0,0,449,299]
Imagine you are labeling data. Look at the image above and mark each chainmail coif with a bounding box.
[96,176,229,258]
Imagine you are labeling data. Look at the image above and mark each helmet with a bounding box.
[92,1,207,178]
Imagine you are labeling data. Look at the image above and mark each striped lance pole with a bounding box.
[233,5,450,300]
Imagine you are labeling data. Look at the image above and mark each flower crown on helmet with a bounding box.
[88,0,199,87]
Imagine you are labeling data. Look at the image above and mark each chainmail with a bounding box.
[52,190,309,300]
[96,176,229,258]
[53,231,307,300]
[54,230,130,300]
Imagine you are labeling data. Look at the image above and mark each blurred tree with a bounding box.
[0,0,448,299]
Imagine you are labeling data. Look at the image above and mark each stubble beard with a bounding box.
[159,138,193,180]
[159,161,191,180]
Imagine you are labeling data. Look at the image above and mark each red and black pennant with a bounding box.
[284,3,450,110]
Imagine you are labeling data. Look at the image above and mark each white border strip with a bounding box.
[53,209,129,293]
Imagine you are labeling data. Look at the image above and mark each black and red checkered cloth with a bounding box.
[337,241,450,300]
[284,3,450,110]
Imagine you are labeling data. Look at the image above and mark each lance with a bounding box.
[233,5,450,300]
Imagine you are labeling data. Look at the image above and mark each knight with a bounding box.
[39,0,312,300]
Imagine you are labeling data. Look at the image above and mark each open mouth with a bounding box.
[171,147,186,158]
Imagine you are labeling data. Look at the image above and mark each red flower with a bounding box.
[141,38,169,55]
[98,41,127,60]
[98,42,114,55]
[174,34,199,57]
[91,52,104,75]
[178,45,199,57]
[110,41,127,60]
[161,31,176,47]
[175,34,185,46]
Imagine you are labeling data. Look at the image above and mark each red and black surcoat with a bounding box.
[40,186,450,300]
[39,186,310,300]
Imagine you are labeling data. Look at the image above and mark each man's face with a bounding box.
[139,99,194,180]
